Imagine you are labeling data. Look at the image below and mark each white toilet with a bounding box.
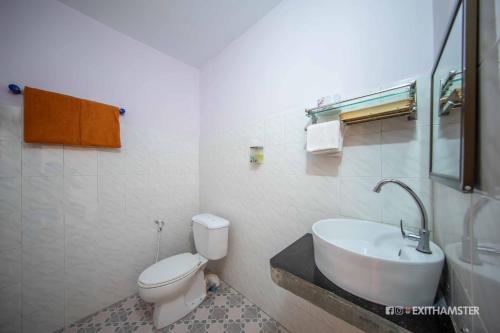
[138,213,229,329]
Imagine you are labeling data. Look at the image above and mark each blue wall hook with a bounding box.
[119,108,126,115]
[8,84,22,95]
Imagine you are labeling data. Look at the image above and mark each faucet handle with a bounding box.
[399,219,407,239]
[399,219,421,241]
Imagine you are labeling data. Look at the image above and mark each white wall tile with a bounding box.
[97,174,126,212]
[0,105,22,141]
[22,144,63,177]
[98,149,127,176]
[344,121,382,137]
[64,175,98,215]
[22,176,63,211]
[265,113,286,146]
[126,146,152,175]
[284,110,308,145]
[476,41,500,192]
[22,303,65,333]
[478,0,500,64]
[306,153,341,177]
[22,207,64,250]
[339,132,381,177]
[0,140,21,178]
[0,177,21,218]
[63,147,98,176]
[340,177,382,221]
[381,125,430,177]
[2,126,198,331]
[0,283,21,333]
[0,248,21,290]
[284,142,307,176]
[0,212,21,252]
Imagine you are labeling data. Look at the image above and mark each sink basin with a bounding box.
[312,218,444,306]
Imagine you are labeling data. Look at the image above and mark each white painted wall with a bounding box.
[199,0,434,331]
[0,0,199,332]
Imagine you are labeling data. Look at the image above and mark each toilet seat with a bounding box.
[138,253,202,289]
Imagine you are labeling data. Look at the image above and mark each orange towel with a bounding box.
[24,87,81,145]
[24,86,121,148]
[80,100,121,148]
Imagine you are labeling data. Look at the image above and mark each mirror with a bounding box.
[430,0,477,192]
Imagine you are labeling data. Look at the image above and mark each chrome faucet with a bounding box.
[373,179,432,254]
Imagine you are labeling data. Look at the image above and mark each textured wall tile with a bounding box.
[22,243,64,288]
[432,182,471,246]
[22,305,65,333]
[0,212,21,252]
[340,177,382,221]
[265,113,286,146]
[22,144,63,177]
[477,43,500,192]
[22,176,63,211]
[284,109,308,145]
[306,153,341,176]
[0,248,21,290]
[344,120,381,136]
[0,105,21,141]
[63,147,98,176]
[64,175,98,216]
[0,140,21,178]
[339,132,381,177]
[126,146,152,175]
[0,283,21,333]
[381,125,430,178]
[0,178,21,216]
[22,208,64,249]
[97,174,126,212]
[98,149,127,176]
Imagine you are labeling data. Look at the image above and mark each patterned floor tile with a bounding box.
[57,281,288,333]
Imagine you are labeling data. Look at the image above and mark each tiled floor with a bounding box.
[58,281,288,333]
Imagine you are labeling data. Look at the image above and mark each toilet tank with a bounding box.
[192,214,229,260]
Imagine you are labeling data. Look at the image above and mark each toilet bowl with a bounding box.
[138,253,208,328]
[138,214,229,329]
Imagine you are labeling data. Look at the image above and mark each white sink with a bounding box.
[312,218,444,306]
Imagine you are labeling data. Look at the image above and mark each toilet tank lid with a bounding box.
[192,213,229,229]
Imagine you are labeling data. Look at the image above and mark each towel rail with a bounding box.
[7,83,126,115]
[305,80,417,125]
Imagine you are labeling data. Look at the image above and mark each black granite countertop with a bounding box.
[270,234,455,333]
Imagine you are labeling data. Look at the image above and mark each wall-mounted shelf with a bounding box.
[305,81,417,125]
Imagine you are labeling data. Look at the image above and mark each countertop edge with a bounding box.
[270,265,412,333]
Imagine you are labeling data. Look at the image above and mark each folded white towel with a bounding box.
[306,120,343,154]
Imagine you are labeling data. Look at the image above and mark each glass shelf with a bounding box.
[305,81,417,124]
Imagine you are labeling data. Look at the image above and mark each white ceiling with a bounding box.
[59,0,282,67]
